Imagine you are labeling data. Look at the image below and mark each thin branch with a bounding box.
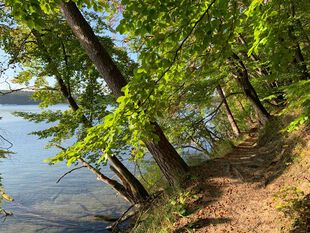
[180,145,204,152]
[0,88,24,96]
[205,91,243,121]
[188,134,209,152]
[56,166,86,183]
[0,135,13,149]
[135,161,151,187]
[60,40,72,96]
[53,144,131,202]
[110,203,137,232]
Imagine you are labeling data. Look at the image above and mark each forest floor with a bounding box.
[131,117,310,233]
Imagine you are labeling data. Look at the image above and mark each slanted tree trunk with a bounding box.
[216,85,241,137]
[231,53,270,125]
[78,158,133,203]
[108,155,149,203]
[32,30,149,203]
[59,1,189,186]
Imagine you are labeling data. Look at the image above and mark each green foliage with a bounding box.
[132,190,199,233]
[274,186,305,214]
[281,80,310,132]
[0,6,138,168]
[13,110,82,147]
[169,191,194,217]
[274,185,309,231]
[2,0,107,30]
[137,160,167,192]
[1,0,309,190]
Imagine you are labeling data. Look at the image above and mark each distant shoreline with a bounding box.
[0,90,39,105]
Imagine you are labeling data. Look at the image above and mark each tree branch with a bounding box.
[56,166,86,183]
[0,135,13,149]
[180,145,204,152]
[140,0,217,107]
[53,143,132,202]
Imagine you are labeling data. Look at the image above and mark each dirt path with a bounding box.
[171,129,310,233]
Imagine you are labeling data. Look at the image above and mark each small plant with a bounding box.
[132,190,200,233]
[170,191,191,217]
[274,186,305,215]
[274,185,309,231]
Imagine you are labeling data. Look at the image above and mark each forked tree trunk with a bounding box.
[231,53,270,125]
[59,1,189,186]
[78,158,133,203]
[216,85,241,137]
[108,155,149,203]
[32,30,149,203]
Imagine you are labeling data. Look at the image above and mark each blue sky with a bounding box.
[0,49,24,90]
[0,7,137,91]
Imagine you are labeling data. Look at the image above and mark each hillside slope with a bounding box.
[0,90,38,105]
[132,117,309,233]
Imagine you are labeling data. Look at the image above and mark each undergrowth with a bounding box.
[131,189,200,233]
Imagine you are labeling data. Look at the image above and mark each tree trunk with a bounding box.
[216,85,241,137]
[32,29,149,203]
[59,1,189,186]
[144,122,189,185]
[235,74,270,125]
[78,158,133,203]
[231,53,270,125]
[108,155,149,202]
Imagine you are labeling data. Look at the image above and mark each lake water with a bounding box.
[0,105,128,233]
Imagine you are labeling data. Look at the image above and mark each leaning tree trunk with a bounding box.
[216,85,241,137]
[108,155,149,203]
[32,30,149,203]
[231,53,270,125]
[59,1,189,187]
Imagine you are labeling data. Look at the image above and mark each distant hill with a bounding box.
[0,90,39,105]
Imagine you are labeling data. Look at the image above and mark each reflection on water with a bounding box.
[0,105,128,232]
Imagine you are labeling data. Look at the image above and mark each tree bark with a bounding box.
[78,158,133,203]
[32,29,149,203]
[216,85,241,137]
[59,1,189,186]
[144,122,189,185]
[108,155,149,203]
[231,53,270,125]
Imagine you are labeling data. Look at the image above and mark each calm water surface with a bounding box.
[0,105,128,233]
